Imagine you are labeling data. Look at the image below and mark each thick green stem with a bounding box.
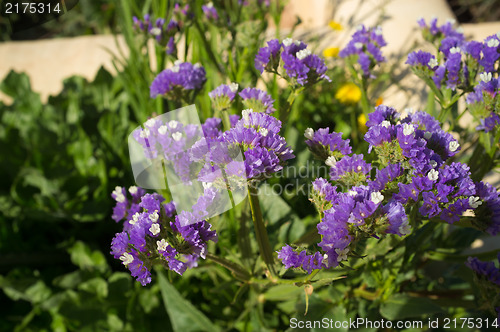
[247,185,276,276]
[359,79,372,117]
[221,109,232,132]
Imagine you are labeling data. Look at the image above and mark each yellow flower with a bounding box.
[375,97,383,106]
[323,47,340,58]
[335,83,361,104]
[357,113,368,133]
[328,20,343,31]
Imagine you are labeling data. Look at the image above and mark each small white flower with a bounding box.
[429,160,438,168]
[449,47,461,54]
[402,123,415,136]
[149,223,161,236]
[424,131,432,140]
[112,186,126,203]
[157,239,168,252]
[158,125,168,135]
[446,18,456,25]
[229,82,239,92]
[149,210,159,223]
[428,58,438,68]
[194,62,202,69]
[354,42,363,49]
[448,141,460,152]
[469,196,483,209]
[356,24,363,31]
[140,128,150,138]
[487,39,499,48]
[206,2,214,7]
[427,169,439,181]
[380,120,390,128]
[348,190,357,196]
[242,109,253,121]
[335,248,349,262]
[294,40,302,46]
[120,252,134,265]
[202,182,213,189]
[150,27,161,36]
[259,128,269,137]
[129,186,138,195]
[480,72,492,83]
[172,132,183,141]
[130,212,140,225]
[370,191,384,204]
[282,38,293,47]
[168,120,179,129]
[325,156,337,167]
[399,222,412,236]
[322,253,329,265]
[304,128,314,139]
[374,26,383,35]
[456,27,464,33]
[145,118,156,127]
[174,60,183,66]
[171,65,180,73]
[296,49,311,60]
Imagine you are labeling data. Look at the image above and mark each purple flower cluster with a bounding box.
[466,254,500,286]
[208,83,239,110]
[110,187,218,285]
[255,38,330,86]
[304,127,352,161]
[466,74,500,132]
[277,105,500,274]
[223,110,294,180]
[150,61,206,99]
[133,14,179,54]
[417,17,465,43]
[339,25,387,78]
[202,2,218,21]
[239,87,276,114]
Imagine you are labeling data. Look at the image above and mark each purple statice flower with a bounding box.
[255,39,282,73]
[202,2,218,21]
[239,87,276,114]
[479,35,500,73]
[222,111,294,180]
[166,36,176,55]
[463,40,482,60]
[419,191,441,218]
[475,181,500,236]
[366,105,400,127]
[417,17,465,43]
[339,25,387,78]
[276,245,325,274]
[255,38,330,86]
[476,113,500,132]
[329,154,371,183]
[406,50,437,70]
[305,127,352,161]
[312,178,339,204]
[317,204,352,268]
[368,163,403,192]
[111,186,147,225]
[382,201,411,236]
[209,83,238,110]
[110,189,218,285]
[150,61,206,99]
[466,254,500,286]
[133,14,152,33]
[444,47,463,89]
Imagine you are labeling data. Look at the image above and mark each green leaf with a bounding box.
[68,241,108,272]
[258,183,292,225]
[78,277,108,299]
[380,294,444,320]
[158,271,218,332]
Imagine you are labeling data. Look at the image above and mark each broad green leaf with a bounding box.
[258,183,292,224]
[380,294,444,320]
[158,271,218,332]
[264,284,302,301]
[78,277,108,299]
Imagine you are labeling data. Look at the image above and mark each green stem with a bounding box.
[221,109,232,132]
[359,79,371,117]
[206,253,251,281]
[247,185,276,276]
